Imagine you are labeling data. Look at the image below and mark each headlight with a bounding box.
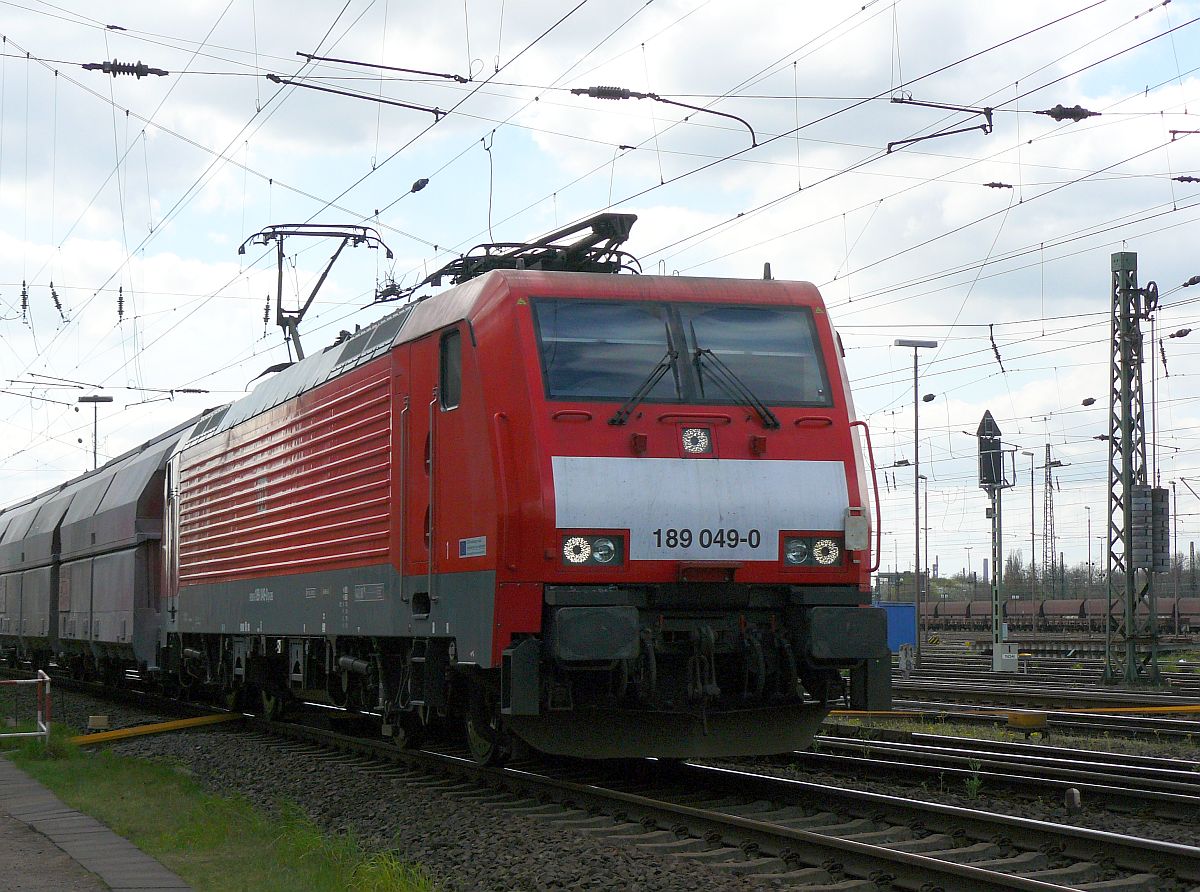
[562,535,624,567]
[784,538,810,565]
[812,538,841,565]
[681,427,711,454]
[783,536,843,567]
[592,537,617,563]
[563,537,592,564]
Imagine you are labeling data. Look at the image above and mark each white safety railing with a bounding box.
[0,670,51,750]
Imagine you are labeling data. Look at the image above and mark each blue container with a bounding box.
[874,601,916,653]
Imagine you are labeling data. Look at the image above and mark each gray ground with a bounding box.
[0,812,107,892]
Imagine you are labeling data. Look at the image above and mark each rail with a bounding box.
[0,670,51,750]
[850,419,881,572]
[23,669,1199,889]
[247,714,1198,889]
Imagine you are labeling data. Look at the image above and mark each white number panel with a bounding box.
[552,456,848,561]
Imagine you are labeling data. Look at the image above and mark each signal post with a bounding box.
[977,411,1018,672]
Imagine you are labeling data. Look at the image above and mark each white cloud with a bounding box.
[0,0,1198,571]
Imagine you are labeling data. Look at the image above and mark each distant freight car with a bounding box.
[0,214,890,762]
[922,595,1192,635]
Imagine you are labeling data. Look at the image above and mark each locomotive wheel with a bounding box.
[633,641,657,703]
[260,687,285,721]
[222,685,245,711]
[174,676,196,701]
[326,670,350,709]
[464,686,509,766]
[391,708,427,749]
[740,634,766,699]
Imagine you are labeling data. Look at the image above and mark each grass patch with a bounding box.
[7,736,438,892]
[1162,649,1200,672]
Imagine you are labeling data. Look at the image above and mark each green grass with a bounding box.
[5,729,438,892]
[1162,649,1200,672]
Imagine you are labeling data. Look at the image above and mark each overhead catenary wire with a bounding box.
[643,4,1199,270]
[2,1,1200,552]
[0,2,371,377]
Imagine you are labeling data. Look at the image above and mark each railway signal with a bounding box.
[977,410,1018,672]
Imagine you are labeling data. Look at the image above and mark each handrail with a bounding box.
[657,412,732,425]
[493,412,517,571]
[428,392,438,603]
[850,419,881,573]
[0,670,51,750]
[398,397,409,588]
[794,416,834,428]
[551,409,593,422]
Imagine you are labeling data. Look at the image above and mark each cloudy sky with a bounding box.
[1,0,1199,584]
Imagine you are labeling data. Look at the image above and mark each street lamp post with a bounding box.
[77,395,114,470]
[920,474,929,592]
[1022,450,1035,598]
[895,338,937,665]
[919,472,930,626]
[1085,505,1092,593]
[1172,481,1179,627]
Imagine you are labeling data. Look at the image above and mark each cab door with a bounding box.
[405,336,438,619]
[404,324,479,618]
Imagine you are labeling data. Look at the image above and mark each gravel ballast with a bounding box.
[24,687,1200,889]
[39,690,777,891]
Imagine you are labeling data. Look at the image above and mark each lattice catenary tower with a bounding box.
[1103,252,1169,686]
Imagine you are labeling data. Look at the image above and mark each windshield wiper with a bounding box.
[693,348,780,429]
[608,349,678,425]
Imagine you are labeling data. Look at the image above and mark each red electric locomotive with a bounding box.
[1,214,890,762]
[167,214,889,760]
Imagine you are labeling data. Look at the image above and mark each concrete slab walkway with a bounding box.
[0,755,190,891]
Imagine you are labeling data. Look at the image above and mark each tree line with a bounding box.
[876,549,1200,602]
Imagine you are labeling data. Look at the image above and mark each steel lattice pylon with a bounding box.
[1103,252,1162,686]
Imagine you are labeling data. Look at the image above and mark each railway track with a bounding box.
[906,664,1200,687]
[892,678,1200,710]
[793,731,1200,819]
[900,661,1200,696]
[244,715,1199,890]
[878,697,1200,741]
[14,668,1200,890]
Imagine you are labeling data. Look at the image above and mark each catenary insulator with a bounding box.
[82,58,169,78]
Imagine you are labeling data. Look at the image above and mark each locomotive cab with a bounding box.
[480,271,890,758]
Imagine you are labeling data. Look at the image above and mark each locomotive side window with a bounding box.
[681,304,832,407]
[533,299,678,401]
[440,328,462,409]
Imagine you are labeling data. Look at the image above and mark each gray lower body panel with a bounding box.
[175,566,499,667]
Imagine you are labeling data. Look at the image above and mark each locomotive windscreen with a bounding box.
[533,300,676,401]
[532,298,831,406]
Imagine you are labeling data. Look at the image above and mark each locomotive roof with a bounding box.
[184,269,824,446]
[184,269,514,445]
